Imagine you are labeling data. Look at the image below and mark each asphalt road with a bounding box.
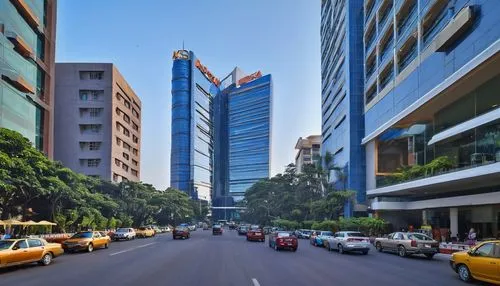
[0,229,478,286]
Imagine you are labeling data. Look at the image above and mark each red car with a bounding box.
[246,225,265,242]
[269,231,298,251]
[172,226,190,240]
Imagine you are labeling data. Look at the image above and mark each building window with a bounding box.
[123,114,130,123]
[80,124,101,133]
[132,135,138,143]
[132,148,138,156]
[89,108,102,117]
[123,142,131,151]
[85,159,100,167]
[131,169,138,177]
[79,91,88,101]
[123,128,130,137]
[132,108,139,119]
[132,122,139,131]
[122,164,129,172]
[132,159,138,166]
[124,101,131,109]
[116,137,122,146]
[113,173,119,182]
[115,158,121,167]
[79,90,104,101]
[89,142,101,150]
[80,71,104,80]
[123,152,129,160]
[365,83,377,105]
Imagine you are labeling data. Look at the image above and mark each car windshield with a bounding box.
[408,233,433,241]
[240,226,248,230]
[250,226,261,230]
[139,227,147,230]
[321,232,333,236]
[176,227,187,231]
[116,228,129,232]
[302,230,311,234]
[346,232,366,237]
[71,232,92,239]
[213,225,221,228]
[0,240,14,250]
[277,232,291,237]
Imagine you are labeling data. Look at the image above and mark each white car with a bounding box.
[188,225,197,231]
[114,228,136,241]
[325,231,370,254]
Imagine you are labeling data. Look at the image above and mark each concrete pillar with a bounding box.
[422,209,428,226]
[450,208,458,239]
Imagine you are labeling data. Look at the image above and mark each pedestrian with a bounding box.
[467,228,477,246]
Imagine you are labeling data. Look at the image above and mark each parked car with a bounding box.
[136,227,155,238]
[212,224,223,235]
[62,231,110,253]
[297,229,312,239]
[269,231,298,252]
[325,231,370,254]
[114,228,136,241]
[188,225,197,231]
[173,226,190,239]
[450,240,500,284]
[203,223,209,230]
[0,238,64,268]
[238,225,249,235]
[311,231,334,247]
[374,232,439,259]
[246,225,265,242]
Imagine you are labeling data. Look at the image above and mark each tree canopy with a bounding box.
[0,128,198,232]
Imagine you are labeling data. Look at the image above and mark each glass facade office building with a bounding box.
[362,0,500,239]
[170,51,272,219]
[321,0,366,217]
[0,0,56,157]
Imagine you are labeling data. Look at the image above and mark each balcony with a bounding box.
[365,82,377,105]
[397,3,417,37]
[0,62,35,94]
[378,3,393,32]
[397,34,417,74]
[5,31,34,59]
[422,6,451,47]
[365,0,377,24]
[379,63,394,90]
[379,34,394,67]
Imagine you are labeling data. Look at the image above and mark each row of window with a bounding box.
[79,71,103,80]
[116,93,140,119]
[116,136,139,155]
[80,158,101,168]
[115,107,140,132]
[80,108,103,118]
[80,124,101,133]
[79,90,104,101]
[79,141,101,151]
[113,159,139,176]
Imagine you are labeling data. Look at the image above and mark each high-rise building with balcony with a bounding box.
[362,0,500,239]
[295,135,321,173]
[170,50,272,220]
[0,0,57,157]
[321,0,366,217]
[54,63,141,182]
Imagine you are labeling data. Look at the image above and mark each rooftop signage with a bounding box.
[238,71,262,86]
[195,59,220,86]
[172,50,190,60]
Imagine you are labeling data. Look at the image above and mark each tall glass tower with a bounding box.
[170,51,272,220]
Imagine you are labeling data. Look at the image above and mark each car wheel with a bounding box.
[104,243,109,249]
[362,250,369,255]
[425,253,434,259]
[376,242,383,252]
[338,244,345,254]
[274,244,279,251]
[458,264,472,282]
[398,245,407,257]
[293,248,297,252]
[324,241,329,250]
[126,237,130,241]
[39,253,52,266]
[87,243,94,253]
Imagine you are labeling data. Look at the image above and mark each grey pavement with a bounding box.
[0,229,476,286]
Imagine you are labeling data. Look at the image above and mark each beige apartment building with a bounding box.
[54,63,141,182]
[295,135,321,173]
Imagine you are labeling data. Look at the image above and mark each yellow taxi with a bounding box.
[62,231,111,253]
[136,227,155,238]
[0,238,64,268]
[450,240,500,284]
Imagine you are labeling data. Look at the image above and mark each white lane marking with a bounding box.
[252,278,261,286]
[109,248,135,256]
[136,242,156,248]
[109,242,157,256]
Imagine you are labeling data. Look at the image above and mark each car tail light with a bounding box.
[411,240,417,247]
[277,238,284,245]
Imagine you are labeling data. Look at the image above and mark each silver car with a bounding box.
[325,231,370,254]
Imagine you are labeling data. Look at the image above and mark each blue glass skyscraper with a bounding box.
[170,51,272,219]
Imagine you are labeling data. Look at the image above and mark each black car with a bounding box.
[212,224,223,235]
[238,225,249,235]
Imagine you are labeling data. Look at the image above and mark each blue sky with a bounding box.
[56,0,322,190]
